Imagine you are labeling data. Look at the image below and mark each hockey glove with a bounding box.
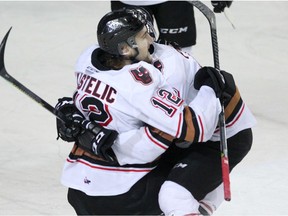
[77,120,118,163]
[211,0,232,13]
[194,67,236,101]
[55,97,83,142]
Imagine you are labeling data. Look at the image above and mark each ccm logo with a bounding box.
[160,27,188,34]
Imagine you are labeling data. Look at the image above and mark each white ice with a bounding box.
[0,1,287,215]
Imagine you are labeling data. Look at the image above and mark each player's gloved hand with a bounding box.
[77,120,118,163]
[55,97,83,142]
[194,66,236,101]
[211,0,232,13]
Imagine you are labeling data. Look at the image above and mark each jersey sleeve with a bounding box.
[112,125,173,165]
[112,86,221,165]
[126,62,221,144]
[184,86,221,142]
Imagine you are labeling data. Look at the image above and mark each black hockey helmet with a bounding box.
[97,7,155,56]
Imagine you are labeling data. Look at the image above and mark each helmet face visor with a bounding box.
[126,8,156,40]
[145,21,156,40]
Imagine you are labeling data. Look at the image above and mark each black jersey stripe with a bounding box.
[178,106,200,143]
[146,126,173,149]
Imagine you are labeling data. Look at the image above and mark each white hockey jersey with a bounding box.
[61,43,256,196]
[111,44,256,163]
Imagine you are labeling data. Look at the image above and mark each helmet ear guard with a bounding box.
[117,41,131,56]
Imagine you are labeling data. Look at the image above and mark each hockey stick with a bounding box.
[0,28,105,137]
[0,27,67,123]
[189,1,231,201]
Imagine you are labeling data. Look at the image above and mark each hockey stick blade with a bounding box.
[189,1,231,201]
[0,27,12,77]
[0,28,103,138]
[0,27,67,122]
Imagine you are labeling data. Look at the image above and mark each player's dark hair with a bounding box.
[99,52,127,70]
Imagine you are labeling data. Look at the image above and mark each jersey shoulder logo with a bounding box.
[130,66,153,85]
[153,59,164,73]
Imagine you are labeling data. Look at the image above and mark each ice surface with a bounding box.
[0,1,287,215]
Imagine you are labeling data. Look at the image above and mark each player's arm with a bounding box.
[178,67,236,143]
[112,125,174,165]
[112,68,228,165]
[133,66,236,145]
[55,97,118,163]
[55,98,173,165]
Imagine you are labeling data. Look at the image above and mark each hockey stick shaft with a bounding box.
[0,28,105,137]
[189,1,231,201]
[0,27,67,123]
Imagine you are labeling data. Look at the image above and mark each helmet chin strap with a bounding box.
[129,44,154,63]
[116,42,139,62]
[120,46,139,63]
[125,35,140,61]
[130,47,140,62]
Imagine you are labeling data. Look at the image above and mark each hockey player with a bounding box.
[56,8,255,215]
[111,0,233,54]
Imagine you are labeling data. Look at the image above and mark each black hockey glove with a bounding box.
[194,67,236,101]
[77,120,118,163]
[211,0,232,13]
[55,97,83,142]
[55,98,119,163]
